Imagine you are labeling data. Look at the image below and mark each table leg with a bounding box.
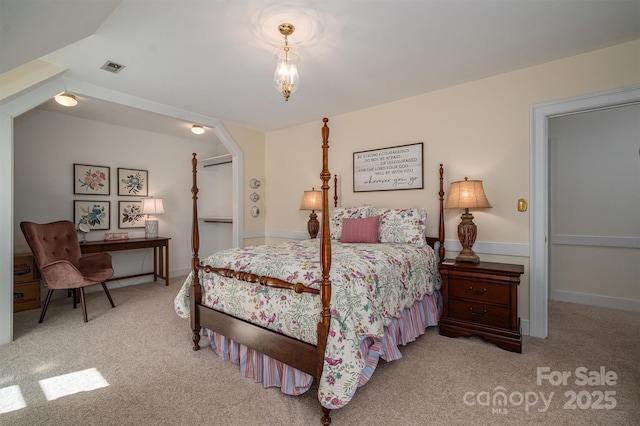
[153,246,158,282]
[165,240,170,286]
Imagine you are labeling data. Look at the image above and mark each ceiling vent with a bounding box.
[100,61,125,74]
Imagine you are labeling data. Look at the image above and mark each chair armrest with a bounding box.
[40,260,85,289]
[79,252,113,271]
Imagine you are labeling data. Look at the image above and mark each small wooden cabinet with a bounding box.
[439,260,524,353]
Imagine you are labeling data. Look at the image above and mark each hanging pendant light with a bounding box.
[273,23,300,101]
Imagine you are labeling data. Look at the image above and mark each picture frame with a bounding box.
[118,168,148,196]
[74,200,110,230]
[118,201,145,229]
[73,164,110,195]
[353,142,424,192]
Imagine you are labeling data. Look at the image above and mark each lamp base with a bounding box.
[145,219,159,239]
[455,248,480,263]
[307,211,319,239]
[456,210,480,263]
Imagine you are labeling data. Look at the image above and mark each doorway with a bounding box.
[530,85,640,339]
[0,76,244,345]
[548,104,640,310]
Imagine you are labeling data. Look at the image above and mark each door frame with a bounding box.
[529,85,640,338]
[1,75,244,345]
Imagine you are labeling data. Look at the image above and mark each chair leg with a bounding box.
[101,282,116,308]
[39,289,54,323]
[79,287,88,323]
[72,289,78,309]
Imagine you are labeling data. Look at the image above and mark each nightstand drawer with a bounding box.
[448,299,510,329]
[448,278,510,305]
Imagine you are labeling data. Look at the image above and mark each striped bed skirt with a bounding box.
[205,289,442,396]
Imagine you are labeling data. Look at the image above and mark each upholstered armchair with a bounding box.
[20,220,116,323]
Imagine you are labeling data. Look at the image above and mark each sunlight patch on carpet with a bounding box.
[39,368,109,401]
[33,362,57,374]
[0,385,26,413]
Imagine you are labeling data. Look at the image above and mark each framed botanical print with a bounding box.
[118,201,145,229]
[74,164,110,195]
[74,200,110,230]
[118,168,148,196]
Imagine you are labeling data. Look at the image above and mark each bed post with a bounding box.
[438,164,445,261]
[317,118,332,426]
[190,153,202,351]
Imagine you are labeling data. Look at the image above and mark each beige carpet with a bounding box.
[2,277,638,425]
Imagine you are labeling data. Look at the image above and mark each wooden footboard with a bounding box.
[190,118,334,425]
[189,118,445,426]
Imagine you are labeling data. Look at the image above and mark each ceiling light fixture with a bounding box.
[191,125,205,135]
[273,23,300,101]
[54,93,78,107]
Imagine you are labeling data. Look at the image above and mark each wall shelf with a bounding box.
[200,216,233,223]
[202,154,232,167]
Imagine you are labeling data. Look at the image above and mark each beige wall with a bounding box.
[263,40,640,322]
[14,108,222,281]
[223,121,266,246]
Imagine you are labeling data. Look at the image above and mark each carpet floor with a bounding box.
[2,277,638,425]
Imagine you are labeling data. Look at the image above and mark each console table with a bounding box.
[80,237,170,286]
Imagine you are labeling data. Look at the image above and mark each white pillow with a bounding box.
[374,207,428,245]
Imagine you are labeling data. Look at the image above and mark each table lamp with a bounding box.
[299,188,322,239]
[77,222,90,243]
[142,197,165,239]
[445,177,492,263]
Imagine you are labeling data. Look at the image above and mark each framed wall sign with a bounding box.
[118,168,148,196]
[74,200,110,230]
[118,201,145,229]
[353,143,424,192]
[73,164,110,195]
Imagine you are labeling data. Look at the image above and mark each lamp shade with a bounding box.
[273,47,300,95]
[300,189,322,211]
[445,178,492,210]
[142,198,165,215]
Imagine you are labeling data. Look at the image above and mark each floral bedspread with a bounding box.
[174,239,441,409]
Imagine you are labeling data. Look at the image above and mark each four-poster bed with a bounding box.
[175,118,446,425]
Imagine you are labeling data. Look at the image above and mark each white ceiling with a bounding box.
[2,0,639,133]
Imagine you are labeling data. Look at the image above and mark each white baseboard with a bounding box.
[520,319,530,336]
[551,289,640,312]
[172,266,192,279]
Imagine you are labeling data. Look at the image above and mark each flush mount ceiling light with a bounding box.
[191,125,205,135]
[273,23,300,101]
[54,93,78,107]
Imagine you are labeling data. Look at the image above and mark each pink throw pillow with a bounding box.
[340,216,379,243]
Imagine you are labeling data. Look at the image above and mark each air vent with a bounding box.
[100,61,125,74]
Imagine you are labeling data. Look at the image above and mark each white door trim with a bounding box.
[530,85,640,338]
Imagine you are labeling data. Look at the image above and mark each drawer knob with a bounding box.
[469,307,488,317]
[467,286,487,296]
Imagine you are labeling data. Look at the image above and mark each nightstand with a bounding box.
[439,260,524,353]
